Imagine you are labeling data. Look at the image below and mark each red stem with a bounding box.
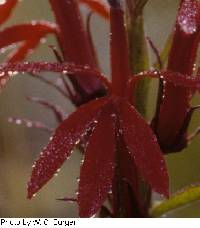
[156,1,200,149]
[49,0,95,66]
[110,6,130,97]
[49,0,105,104]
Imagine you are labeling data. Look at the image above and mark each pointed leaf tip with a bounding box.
[27,98,108,199]
[78,103,116,217]
[0,0,18,25]
[0,22,58,89]
[80,0,110,19]
[119,101,169,197]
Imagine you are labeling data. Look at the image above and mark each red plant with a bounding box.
[48,0,109,105]
[152,0,200,152]
[0,0,109,105]
[0,0,200,218]
[0,2,171,217]
[0,0,17,24]
[0,0,59,87]
[80,0,110,19]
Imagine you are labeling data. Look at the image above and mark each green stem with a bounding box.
[150,185,200,217]
[126,9,151,217]
[127,14,150,117]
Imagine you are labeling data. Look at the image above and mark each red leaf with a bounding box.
[118,139,145,216]
[129,70,200,106]
[111,136,145,217]
[119,101,169,197]
[0,22,58,52]
[132,70,200,89]
[27,97,108,199]
[7,40,39,62]
[0,0,17,25]
[27,96,65,123]
[80,0,110,19]
[0,23,58,88]
[78,103,116,217]
[0,62,111,91]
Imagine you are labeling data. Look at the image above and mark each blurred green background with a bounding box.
[0,0,200,217]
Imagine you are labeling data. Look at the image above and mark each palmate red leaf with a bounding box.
[27,97,108,199]
[119,101,169,197]
[78,102,116,217]
[0,0,17,25]
[79,0,110,19]
[0,23,58,88]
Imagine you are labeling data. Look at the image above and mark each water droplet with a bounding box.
[75,139,80,145]
[27,121,33,127]
[31,20,37,26]
[40,38,46,44]
[111,113,116,118]
[91,214,96,218]
[84,65,90,69]
[193,63,197,72]
[62,70,68,74]
[8,117,13,123]
[0,1,6,6]
[12,71,18,76]
[16,119,22,125]
[76,178,80,182]
[80,159,84,165]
